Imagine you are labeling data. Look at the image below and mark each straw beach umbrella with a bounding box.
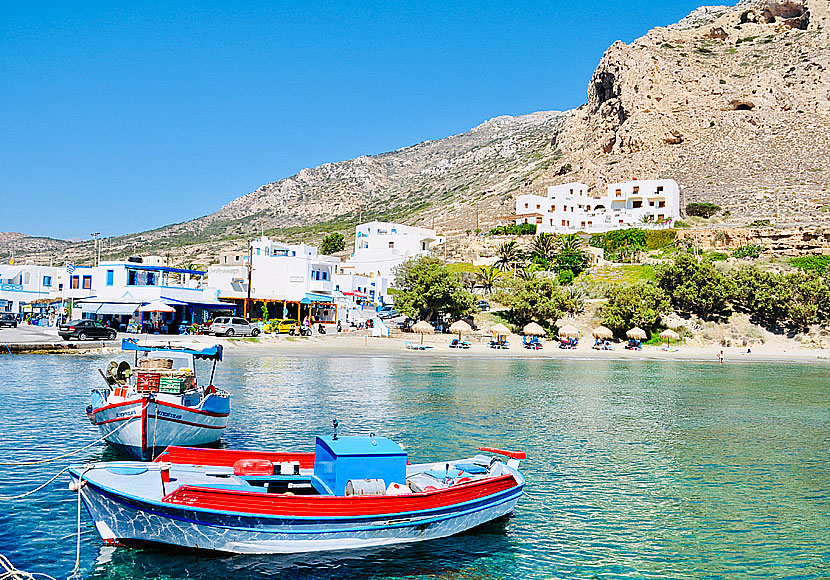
[490,323,511,338]
[659,329,680,346]
[558,324,580,338]
[412,320,434,344]
[626,327,647,340]
[522,322,546,336]
[449,320,472,342]
[592,326,613,339]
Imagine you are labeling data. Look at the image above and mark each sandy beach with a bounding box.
[88,329,830,364]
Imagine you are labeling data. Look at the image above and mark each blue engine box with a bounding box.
[313,435,407,495]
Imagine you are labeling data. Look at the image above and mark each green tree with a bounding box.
[496,276,566,328]
[392,256,476,321]
[656,254,734,319]
[475,266,500,295]
[554,233,589,276]
[602,228,647,263]
[260,303,269,322]
[494,241,525,273]
[529,233,558,270]
[320,233,346,255]
[600,283,671,337]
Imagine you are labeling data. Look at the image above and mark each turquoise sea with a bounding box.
[0,353,828,579]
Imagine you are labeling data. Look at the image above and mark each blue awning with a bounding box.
[301,293,333,304]
[121,338,222,361]
[160,296,237,310]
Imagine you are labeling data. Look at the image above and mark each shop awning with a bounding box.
[97,303,141,315]
[300,293,333,304]
[160,296,237,310]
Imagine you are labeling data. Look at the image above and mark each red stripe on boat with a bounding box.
[91,399,229,418]
[161,474,518,516]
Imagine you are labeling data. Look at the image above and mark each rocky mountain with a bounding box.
[10,0,830,266]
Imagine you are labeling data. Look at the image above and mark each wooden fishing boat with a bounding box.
[68,434,525,553]
[86,339,229,461]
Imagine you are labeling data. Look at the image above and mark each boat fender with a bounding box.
[455,477,472,485]
[204,385,216,395]
[422,485,439,492]
[385,482,413,495]
[345,479,386,496]
[233,459,275,477]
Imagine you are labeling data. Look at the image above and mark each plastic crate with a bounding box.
[159,376,185,394]
[136,372,160,392]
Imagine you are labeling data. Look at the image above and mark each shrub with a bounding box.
[657,253,734,319]
[558,269,575,285]
[489,223,536,236]
[747,219,773,228]
[674,220,691,228]
[686,202,721,218]
[733,244,764,259]
[789,255,830,273]
[645,229,677,250]
[320,232,346,255]
[708,252,729,261]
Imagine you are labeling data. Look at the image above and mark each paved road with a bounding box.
[0,325,125,345]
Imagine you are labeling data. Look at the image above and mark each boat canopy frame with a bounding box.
[121,338,223,361]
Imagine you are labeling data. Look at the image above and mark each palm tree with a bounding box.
[558,233,583,253]
[530,233,557,269]
[562,286,585,317]
[476,266,500,295]
[494,241,524,273]
[516,264,539,281]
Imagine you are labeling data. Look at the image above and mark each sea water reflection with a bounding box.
[0,353,828,579]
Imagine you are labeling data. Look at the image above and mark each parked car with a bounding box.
[377,305,399,319]
[210,317,260,337]
[59,319,117,341]
[0,313,18,328]
[476,300,491,312]
[271,319,298,333]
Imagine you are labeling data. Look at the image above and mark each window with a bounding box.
[659,201,666,208]
[82,275,92,289]
[657,186,664,193]
[389,241,394,248]
[536,217,543,224]
[256,248,261,255]
[128,270,137,285]
[615,189,622,197]
[633,186,639,194]
[323,271,328,280]
[536,204,540,210]
[561,220,566,226]
[147,272,156,285]
[569,188,573,194]
[106,270,114,286]
[658,214,665,221]
[550,219,554,225]
[70,276,79,289]
[550,205,555,212]
[632,201,642,209]
[42,276,52,287]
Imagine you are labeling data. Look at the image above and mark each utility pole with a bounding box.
[245,244,253,319]
[91,233,100,267]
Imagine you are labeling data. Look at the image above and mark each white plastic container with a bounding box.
[345,479,386,496]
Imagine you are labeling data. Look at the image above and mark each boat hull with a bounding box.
[73,473,523,554]
[89,396,229,460]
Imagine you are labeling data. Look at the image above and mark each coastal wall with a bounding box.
[676,226,830,255]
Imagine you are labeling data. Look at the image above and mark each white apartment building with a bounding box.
[346,221,444,281]
[0,263,64,314]
[207,236,338,323]
[515,179,681,234]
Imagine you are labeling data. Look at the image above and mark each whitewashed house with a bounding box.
[207,236,338,324]
[0,264,63,315]
[345,221,444,280]
[515,179,681,234]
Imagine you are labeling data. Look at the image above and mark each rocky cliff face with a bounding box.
[536,0,829,226]
[11,0,830,266]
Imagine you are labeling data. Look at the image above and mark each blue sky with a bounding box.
[0,1,713,240]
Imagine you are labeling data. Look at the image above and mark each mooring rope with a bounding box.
[65,467,92,580]
[0,416,139,467]
[0,466,72,501]
[0,553,57,580]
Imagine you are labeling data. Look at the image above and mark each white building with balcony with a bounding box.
[207,236,338,323]
[345,221,444,281]
[0,264,64,315]
[63,259,233,332]
[515,179,681,234]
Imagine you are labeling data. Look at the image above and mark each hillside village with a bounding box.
[2,0,830,348]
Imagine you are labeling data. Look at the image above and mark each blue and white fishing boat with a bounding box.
[68,434,525,554]
[86,339,230,461]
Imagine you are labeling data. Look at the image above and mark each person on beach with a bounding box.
[718,350,724,364]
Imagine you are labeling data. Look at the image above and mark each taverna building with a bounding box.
[515,179,681,234]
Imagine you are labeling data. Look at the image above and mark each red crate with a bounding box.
[136,372,160,392]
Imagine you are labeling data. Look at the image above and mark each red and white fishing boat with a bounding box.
[86,339,230,461]
[68,433,525,553]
